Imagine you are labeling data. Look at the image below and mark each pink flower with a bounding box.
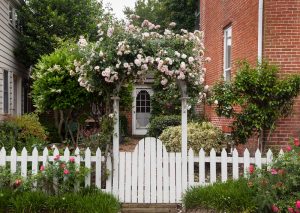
[40,165,45,171]
[271,169,278,175]
[63,169,70,175]
[69,157,75,163]
[14,179,22,187]
[288,207,295,213]
[272,204,279,212]
[294,138,300,147]
[296,200,300,209]
[54,155,60,161]
[60,163,66,169]
[287,145,292,152]
[249,165,255,174]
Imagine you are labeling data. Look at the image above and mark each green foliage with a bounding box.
[0,188,120,213]
[35,156,89,195]
[208,61,300,144]
[150,76,202,118]
[16,0,104,67]
[124,0,198,32]
[0,114,47,152]
[32,43,91,112]
[248,139,300,212]
[159,122,226,153]
[148,115,181,137]
[183,179,257,212]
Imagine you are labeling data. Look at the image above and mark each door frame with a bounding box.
[132,85,153,135]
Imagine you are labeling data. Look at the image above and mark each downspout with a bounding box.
[258,0,264,63]
[258,0,264,150]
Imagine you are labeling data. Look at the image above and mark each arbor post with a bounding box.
[181,96,188,194]
[112,96,120,196]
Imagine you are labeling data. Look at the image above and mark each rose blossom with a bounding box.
[107,27,114,37]
[69,157,75,163]
[249,165,255,174]
[296,200,300,209]
[64,169,70,175]
[288,207,295,213]
[54,155,60,161]
[40,165,45,171]
[15,179,22,187]
[271,168,278,175]
[286,145,292,152]
[272,205,279,212]
[294,138,300,146]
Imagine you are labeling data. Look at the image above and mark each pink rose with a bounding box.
[54,155,60,161]
[249,165,255,174]
[14,179,22,187]
[40,165,45,171]
[271,169,278,175]
[60,163,66,169]
[288,207,295,213]
[296,200,300,209]
[287,145,292,152]
[272,204,279,212]
[63,169,70,175]
[294,138,300,147]
[69,157,75,163]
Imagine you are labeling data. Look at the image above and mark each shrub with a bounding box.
[1,188,120,213]
[159,122,226,152]
[0,114,47,151]
[183,179,257,212]
[248,138,300,212]
[147,115,181,137]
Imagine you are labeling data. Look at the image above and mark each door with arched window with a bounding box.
[132,86,153,135]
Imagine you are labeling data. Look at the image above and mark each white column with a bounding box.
[112,96,120,196]
[181,96,188,193]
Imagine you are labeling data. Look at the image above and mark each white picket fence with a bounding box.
[0,137,282,203]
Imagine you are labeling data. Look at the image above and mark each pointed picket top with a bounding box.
[64,147,70,156]
[75,147,80,155]
[279,149,284,157]
[32,147,38,155]
[233,148,238,156]
[53,146,59,157]
[255,149,262,169]
[210,148,216,156]
[11,147,17,156]
[0,147,6,166]
[96,148,101,156]
[243,149,250,177]
[221,148,227,156]
[1,147,6,154]
[21,147,27,155]
[85,147,91,156]
[244,148,250,156]
[266,149,273,165]
[43,147,49,155]
[199,148,205,156]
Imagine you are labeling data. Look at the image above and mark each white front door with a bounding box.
[132,86,153,135]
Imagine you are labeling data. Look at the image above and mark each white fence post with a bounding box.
[181,96,188,194]
[243,149,250,177]
[232,148,239,179]
[85,148,91,187]
[199,149,205,185]
[255,149,262,169]
[0,147,6,166]
[210,149,216,183]
[112,96,120,197]
[21,148,27,178]
[188,148,194,187]
[95,148,102,189]
[10,148,17,174]
[221,148,227,182]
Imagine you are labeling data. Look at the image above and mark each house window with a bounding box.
[136,90,151,113]
[3,71,9,114]
[224,26,232,81]
[9,5,13,24]
[8,4,21,31]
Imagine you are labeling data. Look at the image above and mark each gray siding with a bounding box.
[0,0,28,115]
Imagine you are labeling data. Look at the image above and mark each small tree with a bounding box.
[209,61,300,150]
[16,0,103,67]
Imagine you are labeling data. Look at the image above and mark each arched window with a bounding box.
[136,90,151,113]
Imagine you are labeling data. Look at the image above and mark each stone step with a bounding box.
[121,204,180,213]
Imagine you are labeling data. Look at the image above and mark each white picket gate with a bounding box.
[0,137,283,203]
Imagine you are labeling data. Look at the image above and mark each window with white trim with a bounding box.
[224,26,232,82]
[8,4,21,31]
[3,70,9,114]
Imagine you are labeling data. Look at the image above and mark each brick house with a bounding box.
[0,0,30,119]
[200,0,300,151]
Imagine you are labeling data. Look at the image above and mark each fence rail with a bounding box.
[0,137,283,203]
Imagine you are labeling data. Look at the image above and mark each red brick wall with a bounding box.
[263,0,300,150]
[201,0,259,153]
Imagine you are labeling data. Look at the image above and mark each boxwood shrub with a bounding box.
[183,179,257,213]
[147,115,181,137]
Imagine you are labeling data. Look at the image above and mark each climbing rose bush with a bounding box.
[74,13,209,100]
[248,138,300,212]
